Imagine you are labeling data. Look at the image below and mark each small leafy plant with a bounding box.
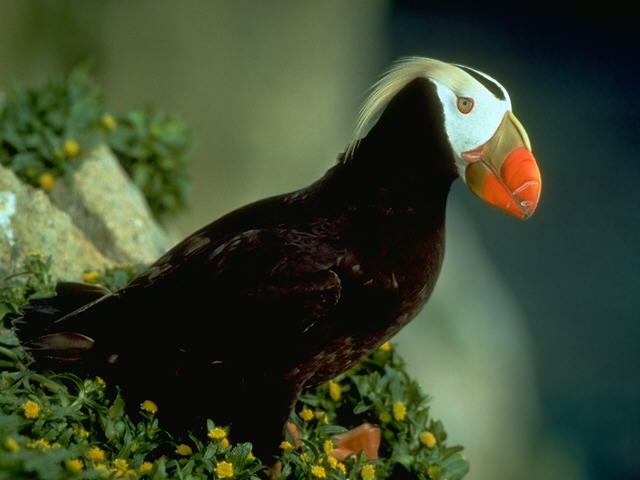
[107,107,191,223]
[0,256,469,480]
[0,68,192,222]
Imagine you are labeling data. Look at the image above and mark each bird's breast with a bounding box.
[300,223,445,386]
[345,219,445,312]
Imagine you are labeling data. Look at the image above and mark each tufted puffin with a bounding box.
[16,57,541,461]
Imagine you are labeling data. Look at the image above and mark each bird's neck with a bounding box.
[327,76,458,224]
[320,162,452,231]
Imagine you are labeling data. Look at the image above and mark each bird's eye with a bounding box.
[456,97,474,114]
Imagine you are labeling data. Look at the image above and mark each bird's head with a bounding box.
[346,57,541,219]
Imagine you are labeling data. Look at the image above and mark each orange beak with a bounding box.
[464,111,541,219]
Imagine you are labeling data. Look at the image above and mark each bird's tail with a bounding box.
[14,282,110,364]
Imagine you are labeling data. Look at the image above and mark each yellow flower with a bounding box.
[111,459,131,477]
[94,463,107,471]
[311,465,327,478]
[101,114,117,130]
[95,376,106,387]
[315,409,325,419]
[82,271,100,283]
[323,439,333,455]
[86,446,106,461]
[327,456,338,468]
[300,408,314,421]
[379,342,391,351]
[279,440,293,450]
[63,139,80,157]
[65,458,84,473]
[420,431,437,448]
[39,173,54,191]
[140,400,158,414]
[427,465,440,478]
[215,460,234,478]
[4,437,19,451]
[26,438,51,450]
[361,464,376,480]
[221,437,230,447]
[328,381,341,401]
[22,399,41,419]
[337,462,347,474]
[392,401,407,421]
[208,427,227,440]
[175,444,192,456]
[108,466,124,477]
[139,461,153,474]
[78,429,90,438]
[299,452,311,462]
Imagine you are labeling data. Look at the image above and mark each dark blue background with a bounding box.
[390,4,639,479]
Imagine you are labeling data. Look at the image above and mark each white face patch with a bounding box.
[431,67,512,179]
[345,58,515,180]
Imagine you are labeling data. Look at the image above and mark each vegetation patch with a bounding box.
[0,68,191,222]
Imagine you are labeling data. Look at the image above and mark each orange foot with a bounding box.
[286,422,301,447]
[285,422,381,460]
[330,423,381,460]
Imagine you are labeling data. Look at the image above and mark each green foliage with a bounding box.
[0,68,103,184]
[0,254,56,330]
[287,347,469,480]
[107,107,191,224]
[90,264,149,293]
[0,257,469,480]
[0,68,192,221]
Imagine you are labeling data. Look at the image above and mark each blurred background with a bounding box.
[0,2,637,479]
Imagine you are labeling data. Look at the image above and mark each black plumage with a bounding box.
[17,76,465,459]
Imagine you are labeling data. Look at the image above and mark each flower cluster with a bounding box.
[288,337,469,479]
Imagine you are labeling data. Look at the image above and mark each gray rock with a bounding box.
[50,145,171,264]
[0,164,112,281]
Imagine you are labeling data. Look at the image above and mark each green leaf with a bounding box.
[353,401,370,414]
[440,454,470,480]
[109,393,125,418]
[316,425,348,436]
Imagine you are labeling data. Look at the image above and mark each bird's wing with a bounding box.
[179,228,344,340]
[26,228,343,363]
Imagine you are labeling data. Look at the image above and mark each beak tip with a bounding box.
[520,210,534,221]
[518,199,539,220]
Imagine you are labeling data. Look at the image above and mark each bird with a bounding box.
[16,57,541,461]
